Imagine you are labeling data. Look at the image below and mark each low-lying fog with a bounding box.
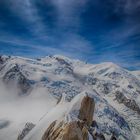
[0,81,57,139]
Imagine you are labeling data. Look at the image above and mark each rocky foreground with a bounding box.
[42,95,94,140]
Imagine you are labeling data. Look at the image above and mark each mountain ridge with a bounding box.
[0,55,140,140]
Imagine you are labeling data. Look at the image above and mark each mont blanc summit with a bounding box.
[0,55,140,140]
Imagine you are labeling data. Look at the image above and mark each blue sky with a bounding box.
[0,0,140,70]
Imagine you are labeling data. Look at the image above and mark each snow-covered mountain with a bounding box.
[0,55,140,140]
[132,71,140,80]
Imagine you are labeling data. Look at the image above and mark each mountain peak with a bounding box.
[0,55,140,140]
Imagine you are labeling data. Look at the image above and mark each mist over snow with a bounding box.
[0,55,140,140]
[0,79,57,140]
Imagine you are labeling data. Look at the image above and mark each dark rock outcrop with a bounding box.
[17,122,35,140]
[0,120,10,129]
[0,56,4,64]
[115,91,140,115]
[3,64,32,95]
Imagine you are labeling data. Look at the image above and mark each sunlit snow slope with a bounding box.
[0,55,140,140]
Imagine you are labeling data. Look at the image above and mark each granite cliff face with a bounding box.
[42,95,95,140]
[78,95,95,127]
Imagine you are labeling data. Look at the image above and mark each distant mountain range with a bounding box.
[0,55,140,140]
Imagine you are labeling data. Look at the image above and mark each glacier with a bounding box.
[0,55,140,140]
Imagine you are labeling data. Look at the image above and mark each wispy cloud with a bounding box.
[7,0,48,38]
[0,0,139,70]
[51,0,89,28]
[0,32,94,60]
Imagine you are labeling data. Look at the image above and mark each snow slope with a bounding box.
[132,70,140,80]
[0,55,140,140]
